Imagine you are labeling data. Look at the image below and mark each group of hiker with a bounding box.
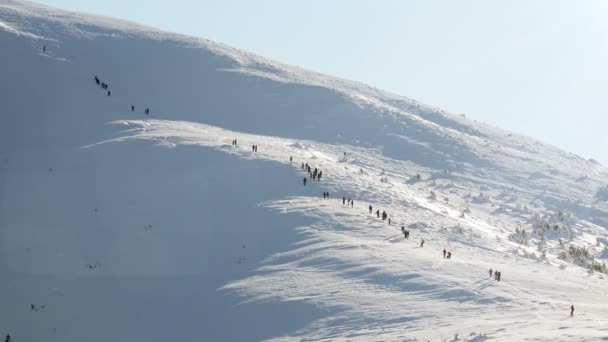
[342,196,354,208]
[489,268,502,281]
[251,145,258,152]
[322,192,331,199]
[231,139,238,146]
[401,226,410,239]
[442,248,452,259]
[301,162,323,182]
[94,75,111,96]
[93,75,150,114]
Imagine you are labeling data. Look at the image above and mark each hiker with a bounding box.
[420,239,425,248]
[376,210,380,218]
[343,197,346,205]
[347,198,351,206]
[489,268,493,278]
[107,90,111,96]
[497,271,501,281]
[401,227,406,238]
[382,211,387,221]
[303,177,307,186]
[145,108,149,115]
[95,75,100,85]
[326,192,330,199]
[131,105,134,112]
[5,334,11,342]
[318,171,322,180]
[369,205,372,214]
[234,139,237,146]
[351,200,354,208]
[443,249,447,258]
[290,156,293,164]
[405,230,410,239]
[447,251,451,259]
[388,218,391,225]
[43,45,46,52]
[301,162,304,169]
[252,145,255,152]
[570,305,574,317]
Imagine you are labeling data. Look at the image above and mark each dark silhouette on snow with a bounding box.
[443,249,447,258]
[131,105,134,112]
[369,205,372,214]
[303,177,307,186]
[420,239,425,248]
[5,334,11,342]
[571,305,575,317]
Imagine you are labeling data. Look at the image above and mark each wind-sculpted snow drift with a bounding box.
[1,1,608,341]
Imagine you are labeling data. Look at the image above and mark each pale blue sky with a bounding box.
[38,0,608,164]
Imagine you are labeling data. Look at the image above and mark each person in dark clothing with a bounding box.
[420,239,425,248]
[318,171,322,180]
[369,205,372,214]
[303,177,307,186]
[5,334,11,342]
[405,230,409,239]
[145,108,149,115]
[571,305,574,317]
[107,90,111,96]
[234,139,237,146]
[43,45,46,52]
[382,211,387,221]
[497,271,501,281]
[401,226,406,239]
[447,251,451,259]
[376,210,380,218]
[290,156,293,164]
[252,145,255,152]
[489,268,493,278]
[343,197,346,205]
[351,200,354,208]
[443,249,447,258]
[388,218,391,225]
[131,105,134,112]
[95,75,100,85]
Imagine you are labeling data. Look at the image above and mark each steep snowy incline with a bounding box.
[1,1,608,341]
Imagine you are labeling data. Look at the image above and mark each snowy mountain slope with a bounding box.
[1,1,608,341]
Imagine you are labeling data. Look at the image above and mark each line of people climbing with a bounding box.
[94,75,111,96]
[93,75,150,115]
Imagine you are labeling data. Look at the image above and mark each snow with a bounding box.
[1,1,608,341]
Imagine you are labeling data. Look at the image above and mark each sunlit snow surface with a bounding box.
[1,1,608,341]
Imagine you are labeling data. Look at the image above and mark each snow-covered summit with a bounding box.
[1,1,607,341]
